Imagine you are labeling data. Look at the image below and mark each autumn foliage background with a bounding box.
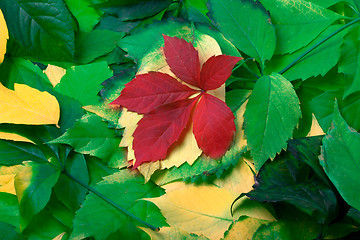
[1,0,360,239]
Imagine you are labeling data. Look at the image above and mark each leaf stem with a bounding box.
[62,169,160,232]
[279,17,360,75]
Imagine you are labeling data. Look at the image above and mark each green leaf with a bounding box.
[54,153,89,212]
[320,101,360,211]
[86,156,118,186]
[0,222,25,240]
[75,30,125,64]
[96,0,171,21]
[181,0,211,24]
[49,113,127,168]
[64,0,102,32]
[22,209,69,240]
[118,18,191,61]
[0,193,20,228]
[70,170,167,240]
[339,26,360,98]
[54,61,113,106]
[287,136,331,186]
[305,0,343,8]
[244,150,338,224]
[225,89,251,113]
[0,140,47,166]
[310,89,360,131]
[244,73,301,171]
[208,0,276,66]
[265,25,347,81]
[259,0,340,54]
[0,57,52,91]
[0,0,76,61]
[95,15,140,33]
[14,161,60,230]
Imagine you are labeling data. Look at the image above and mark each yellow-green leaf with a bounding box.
[0,165,23,195]
[224,217,270,240]
[141,227,209,240]
[0,83,60,126]
[44,65,66,87]
[0,9,8,64]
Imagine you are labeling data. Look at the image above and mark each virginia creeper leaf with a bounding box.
[133,97,198,168]
[14,162,61,230]
[110,72,198,114]
[0,192,19,228]
[259,0,340,54]
[199,55,242,90]
[320,101,360,211]
[71,171,167,240]
[193,93,236,159]
[0,222,24,240]
[244,73,301,171]
[208,0,276,65]
[0,83,60,126]
[163,35,201,87]
[0,9,8,64]
[0,0,76,61]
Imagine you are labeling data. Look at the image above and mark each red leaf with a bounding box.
[200,55,243,90]
[110,72,198,114]
[193,93,236,159]
[163,35,201,88]
[132,97,199,168]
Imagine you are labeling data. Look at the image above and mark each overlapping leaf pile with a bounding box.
[1,0,360,239]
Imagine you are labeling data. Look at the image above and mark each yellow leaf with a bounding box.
[141,227,209,240]
[307,113,325,137]
[224,217,270,240]
[44,65,66,87]
[0,83,60,126]
[120,31,225,180]
[0,131,34,144]
[0,165,23,195]
[52,232,66,240]
[0,10,8,64]
[145,182,235,239]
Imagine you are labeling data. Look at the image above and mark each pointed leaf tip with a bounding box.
[110,72,198,114]
[193,93,236,159]
[163,35,201,88]
[200,55,243,90]
[133,97,199,168]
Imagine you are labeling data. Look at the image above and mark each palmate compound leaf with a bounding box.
[133,97,199,168]
[70,170,167,240]
[244,73,301,171]
[193,93,236,159]
[0,83,60,126]
[163,35,201,88]
[320,101,360,211]
[0,9,8,64]
[111,72,199,114]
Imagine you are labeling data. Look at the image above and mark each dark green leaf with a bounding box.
[245,151,338,223]
[0,0,76,61]
[208,0,276,66]
[0,222,25,240]
[14,162,60,229]
[75,30,124,64]
[54,61,113,106]
[97,0,171,21]
[180,0,211,24]
[244,73,301,171]
[0,140,47,165]
[71,170,167,240]
[225,89,251,113]
[49,113,127,168]
[95,15,140,33]
[54,153,89,212]
[259,0,340,54]
[320,101,360,211]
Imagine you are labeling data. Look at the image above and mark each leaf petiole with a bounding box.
[62,169,160,232]
[279,17,360,75]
